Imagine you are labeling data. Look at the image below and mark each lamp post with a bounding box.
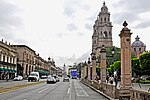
[87,58,91,80]
[91,53,97,80]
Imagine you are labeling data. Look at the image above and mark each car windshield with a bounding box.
[30,73,37,76]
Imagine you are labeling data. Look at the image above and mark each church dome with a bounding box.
[132,35,145,47]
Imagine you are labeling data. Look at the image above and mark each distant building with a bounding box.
[0,39,17,80]
[132,35,146,58]
[11,45,36,78]
[92,2,113,58]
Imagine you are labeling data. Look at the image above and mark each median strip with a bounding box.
[0,81,46,94]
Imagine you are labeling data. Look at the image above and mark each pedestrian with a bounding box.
[109,75,114,84]
[114,75,118,87]
[106,75,109,83]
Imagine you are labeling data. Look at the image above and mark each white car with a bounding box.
[28,72,40,82]
[13,75,23,81]
[47,76,56,84]
[63,76,69,82]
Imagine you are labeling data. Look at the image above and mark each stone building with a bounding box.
[11,45,36,78]
[92,2,113,58]
[47,57,57,75]
[0,40,17,80]
[131,35,146,58]
[34,55,52,77]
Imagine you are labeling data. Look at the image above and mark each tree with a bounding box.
[139,52,150,75]
[131,58,141,76]
[96,66,100,78]
[106,46,121,66]
[113,61,121,71]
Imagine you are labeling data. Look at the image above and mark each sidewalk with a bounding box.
[0,79,13,83]
[116,82,150,93]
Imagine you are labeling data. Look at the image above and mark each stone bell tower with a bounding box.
[92,1,113,57]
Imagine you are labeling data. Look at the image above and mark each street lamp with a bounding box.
[106,45,115,57]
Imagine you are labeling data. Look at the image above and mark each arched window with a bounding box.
[104,18,106,22]
[93,40,96,44]
[108,18,109,22]
[103,31,108,38]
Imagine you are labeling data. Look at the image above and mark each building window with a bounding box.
[108,18,109,22]
[3,56,5,62]
[103,31,108,38]
[0,55,1,61]
[7,57,9,62]
[10,58,12,63]
[101,18,102,22]
[13,58,15,64]
[139,48,141,51]
[104,18,106,22]
[134,48,136,52]
[93,40,96,44]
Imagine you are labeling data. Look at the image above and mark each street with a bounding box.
[0,79,108,100]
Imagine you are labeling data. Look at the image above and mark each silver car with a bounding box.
[47,75,56,84]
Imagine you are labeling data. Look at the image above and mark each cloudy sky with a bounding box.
[1,0,150,67]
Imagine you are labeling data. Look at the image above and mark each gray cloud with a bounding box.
[55,51,90,66]
[85,23,93,31]
[113,0,150,13]
[77,32,84,36]
[112,0,150,28]
[63,0,90,18]
[112,12,140,24]
[66,23,78,31]
[77,51,90,62]
[63,7,75,18]
[134,20,150,29]
[0,0,24,43]
[87,12,97,21]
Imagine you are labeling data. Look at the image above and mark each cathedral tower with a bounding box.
[92,2,113,57]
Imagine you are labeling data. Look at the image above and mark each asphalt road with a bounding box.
[0,79,108,100]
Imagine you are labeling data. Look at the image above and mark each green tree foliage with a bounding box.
[96,66,100,77]
[106,46,121,66]
[139,52,150,75]
[113,61,121,71]
[131,58,142,76]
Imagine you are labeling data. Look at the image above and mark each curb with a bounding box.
[0,81,46,94]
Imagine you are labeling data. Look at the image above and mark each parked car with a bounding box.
[47,75,56,84]
[13,75,23,81]
[63,76,69,82]
[28,72,40,82]
[41,75,48,79]
[53,75,60,82]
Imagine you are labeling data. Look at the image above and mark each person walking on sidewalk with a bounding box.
[114,75,118,87]
[109,75,114,84]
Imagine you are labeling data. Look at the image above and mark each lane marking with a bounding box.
[67,88,70,94]
[38,87,49,93]
[74,80,89,96]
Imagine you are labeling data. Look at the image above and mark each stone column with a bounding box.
[91,53,97,80]
[119,21,132,100]
[82,62,87,79]
[87,58,91,80]
[81,64,84,79]
[100,45,107,83]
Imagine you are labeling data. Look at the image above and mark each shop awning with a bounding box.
[0,68,4,72]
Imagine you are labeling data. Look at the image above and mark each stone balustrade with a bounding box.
[131,89,150,100]
[81,79,150,100]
